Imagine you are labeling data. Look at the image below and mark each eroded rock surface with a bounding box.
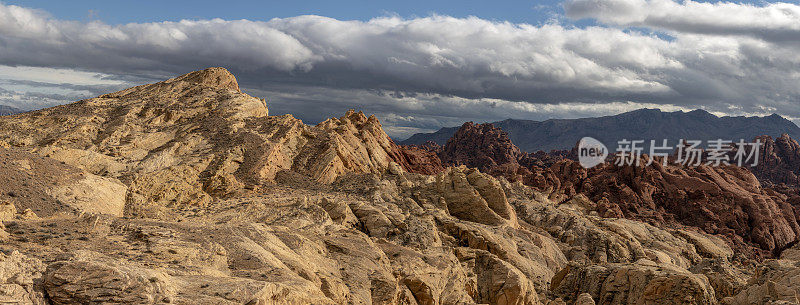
[0,148,127,217]
[0,68,413,218]
[0,68,779,305]
[551,260,717,305]
[432,122,800,258]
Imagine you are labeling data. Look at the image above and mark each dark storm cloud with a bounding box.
[0,2,798,138]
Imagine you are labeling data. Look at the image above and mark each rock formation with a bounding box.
[0,67,792,304]
[0,148,127,218]
[753,134,800,186]
[0,68,416,219]
[429,122,800,258]
[394,143,444,175]
[551,260,717,305]
[439,122,526,172]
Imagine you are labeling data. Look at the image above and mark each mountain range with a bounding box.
[0,105,22,116]
[401,109,800,152]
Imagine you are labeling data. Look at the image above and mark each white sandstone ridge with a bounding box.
[0,67,408,216]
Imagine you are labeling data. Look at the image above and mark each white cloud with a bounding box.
[0,3,798,138]
[564,0,800,42]
[0,65,125,86]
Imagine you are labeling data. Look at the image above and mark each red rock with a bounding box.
[393,143,445,175]
[439,122,526,173]
[433,122,800,258]
[753,134,800,186]
[557,160,800,258]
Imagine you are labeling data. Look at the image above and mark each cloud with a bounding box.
[0,3,798,138]
[564,0,800,42]
[0,85,82,110]
[251,83,735,139]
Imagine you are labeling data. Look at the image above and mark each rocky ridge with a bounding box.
[0,68,795,304]
[0,68,410,219]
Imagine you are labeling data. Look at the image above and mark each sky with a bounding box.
[0,0,798,139]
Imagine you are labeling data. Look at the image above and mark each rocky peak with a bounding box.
[440,122,525,172]
[100,67,244,102]
[336,109,383,130]
[0,69,420,212]
[169,67,240,92]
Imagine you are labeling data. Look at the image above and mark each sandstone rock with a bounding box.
[0,251,47,304]
[0,158,760,305]
[44,250,176,304]
[576,293,595,305]
[551,260,716,305]
[0,69,417,214]
[36,146,127,177]
[728,259,800,304]
[173,275,336,305]
[395,144,444,175]
[0,223,8,241]
[689,259,748,300]
[676,230,734,261]
[561,161,800,257]
[318,197,358,227]
[0,148,126,218]
[440,122,526,173]
[377,241,475,305]
[0,201,16,221]
[47,174,127,217]
[546,298,567,305]
[514,199,706,268]
[44,247,336,305]
[435,166,518,227]
[433,122,800,258]
[457,248,541,305]
[19,209,38,220]
[295,110,408,184]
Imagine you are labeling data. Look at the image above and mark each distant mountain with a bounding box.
[400,109,800,152]
[0,105,22,116]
